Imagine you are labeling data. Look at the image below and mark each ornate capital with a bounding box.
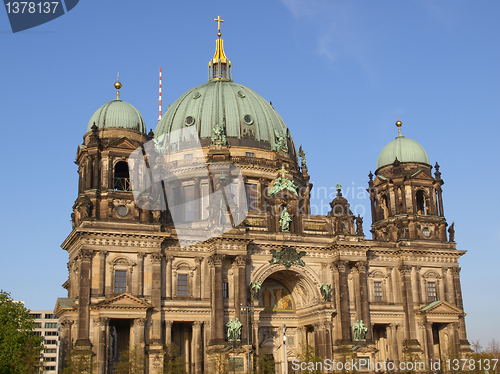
[235,255,248,267]
[132,318,147,327]
[193,321,203,328]
[150,252,162,263]
[335,260,348,272]
[355,261,367,273]
[79,248,93,261]
[165,255,174,263]
[98,250,108,258]
[165,320,173,328]
[297,326,307,333]
[321,263,328,270]
[93,317,108,327]
[137,252,146,260]
[450,267,461,276]
[60,320,74,329]
[398,265,412,275]
[208,254,225,267]
[194,257,204,265]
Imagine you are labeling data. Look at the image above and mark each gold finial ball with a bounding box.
[114,81,122,90]
[217,31,221,37]
[395,120,402,128]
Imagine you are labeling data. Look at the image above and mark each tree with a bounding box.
[297,344,323,374]
[61,348,94,374]
[164,343,186,374]
[114,345,146,374]
[0,290,43,374]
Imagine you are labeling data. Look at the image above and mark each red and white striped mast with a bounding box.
[158,67,162,122]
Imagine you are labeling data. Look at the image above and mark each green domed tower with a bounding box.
[72,79,150,228]
[368,120,447,242]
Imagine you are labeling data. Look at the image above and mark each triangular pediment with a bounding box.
[54,297,77,315]
[92,293,153,310]
[108,137,138,150]
[409,169,434,180]
[418,300,463,316]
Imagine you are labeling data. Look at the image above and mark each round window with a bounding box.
[192,91,201,99]
[185,116,195,126]
[237,90,246,98]
[422,227,430,237]
[116,205,128,217]
[243,114,253,125]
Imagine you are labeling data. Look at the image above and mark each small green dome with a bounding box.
[87,99,146,133]
[377,135,430,170]
[154,80,297,157]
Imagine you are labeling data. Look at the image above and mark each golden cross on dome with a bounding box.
[214,15,224,33]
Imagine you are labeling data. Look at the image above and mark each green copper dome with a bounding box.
[154,80,297,157]
[87,99,146,133]
[377,135,430,170]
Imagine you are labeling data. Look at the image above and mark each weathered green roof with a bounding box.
[154,80,296,157]
[87,99,146,133]
[419,300,442,311]
[377,135,430,170]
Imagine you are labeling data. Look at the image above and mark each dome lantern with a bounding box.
[208,16,232,81]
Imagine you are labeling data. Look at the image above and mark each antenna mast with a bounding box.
[158,67,162,122]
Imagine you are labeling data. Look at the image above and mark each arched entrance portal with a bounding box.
[252,265,334,373]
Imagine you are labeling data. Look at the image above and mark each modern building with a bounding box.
[55,21,470,373]
[31,310,60,373]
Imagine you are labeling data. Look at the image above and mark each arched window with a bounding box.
[114,161,131,191]
[381,195,389,219]
[416,190,427,215]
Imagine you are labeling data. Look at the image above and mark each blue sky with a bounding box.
[0,0,498,346]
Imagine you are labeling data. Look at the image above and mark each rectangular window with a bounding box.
[374,281,382,301]
[34,322,42,328]
[45,323,58,329]
[245,183,258,211]
[245,152,255,157]
[178,274,188,296]
[45,331,58,336]
[427,282,437,302]
[184,153,193,159]
[222,282,228,298]
[114,270,127,293]
[44,348,57,353]
[44,313,56,319]
[183,185,195,222]
[31,313,42,319]
[34,331,42,336]
[45,366,56,371]
[45,340,57,345]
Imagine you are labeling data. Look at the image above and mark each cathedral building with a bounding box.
[55,19,470,373]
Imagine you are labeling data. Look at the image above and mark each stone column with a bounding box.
[209,254,226,344]
[195,257,203,299]
[336,261,351,342]
[390,323,400,367]
[424,321,434,365]
[136,252,145,297]
[150,252,163,343]
[399,265,417,341]
[165,255,173,299]
[386,266,394,304]
[297,326,307,348]
[132,318,146,355]
[436,187,444,217]
[444,267,455,305]
[236,255,248,342]
[183,326,191,373]
[94,317,109,374]
[59,320,74,372]
[314,323,325,358]
[451,267,468,342]
[165,320,173,347]
[324,323,333,360]
[193,321,203,374]
[98,251,107,296]
[77,249,92,344]
[194,177,201,220]
[356,261,372,342]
